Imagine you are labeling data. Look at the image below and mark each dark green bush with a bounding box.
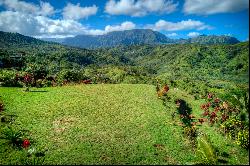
[56,69,81,84]
[0,126,24,147]
[0,70,20,87]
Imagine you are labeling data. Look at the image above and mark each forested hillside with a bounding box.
[0,31,248,97]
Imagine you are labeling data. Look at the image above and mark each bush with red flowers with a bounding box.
[157,84,170,98]
[207,93,213,100]
[199,91,249,149]
[200,93,224,125]
[22,73,34,91]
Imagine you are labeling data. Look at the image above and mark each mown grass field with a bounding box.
[0,84,249,165]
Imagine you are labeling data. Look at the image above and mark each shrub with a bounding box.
[183,126,198,143]
[0,100,3,112]
[25,64,48,81]
[0,70,22,87]
[220,117,249,149]
[235,129,249,149]
[22,73,34,91]
[0,126,24,147]
[200,92,249,149]
[56,69,81,84]
[106,67,126,83]
[157,84,169,98]
[35,79,44,88]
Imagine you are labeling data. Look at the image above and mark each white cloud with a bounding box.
[86,29,106,36]
[0,0,55,16]
[36,16,87,35]
[183,0,249,15]
[39,1,55,16]
[0,0,137,38]
[105,21,135,32]
[0,11,87,37]
[0,0,38,14]
[146,19,213,31]
[0,11,38,35]
[105,0,178,17]
[0,10,136,37]
[82,21,136,35]
[34,34,75,39]
[62,3,98,20]
[166,32,178,37]
[187,32,200,38]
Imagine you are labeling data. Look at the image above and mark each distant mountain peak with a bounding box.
[188,35,240,44]
[61,29,174,48]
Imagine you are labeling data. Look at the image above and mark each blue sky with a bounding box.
[0,0,249,41]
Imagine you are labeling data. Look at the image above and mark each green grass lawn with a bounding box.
[0,84,249,165]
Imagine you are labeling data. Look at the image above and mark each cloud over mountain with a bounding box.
[145,19,213,31]
[187,32,200,38]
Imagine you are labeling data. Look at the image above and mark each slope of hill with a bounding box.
[0,84,248,164]
[0,31,51,47]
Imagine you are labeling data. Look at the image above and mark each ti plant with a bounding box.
[0,125,24,147]
[196,133,218,165]
[232,91,249,122]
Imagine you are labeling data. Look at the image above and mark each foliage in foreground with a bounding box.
[0,98,46,164]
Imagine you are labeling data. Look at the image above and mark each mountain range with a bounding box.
[42,29,240,48]
[0,29,240,49]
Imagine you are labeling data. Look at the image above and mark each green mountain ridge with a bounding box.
[0,31,52,47]
[38,29,240,48]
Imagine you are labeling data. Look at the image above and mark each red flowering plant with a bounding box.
[199,92,235,126]
[207,93,213,100]
[22,139,31,149]
[21,73,34,91]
